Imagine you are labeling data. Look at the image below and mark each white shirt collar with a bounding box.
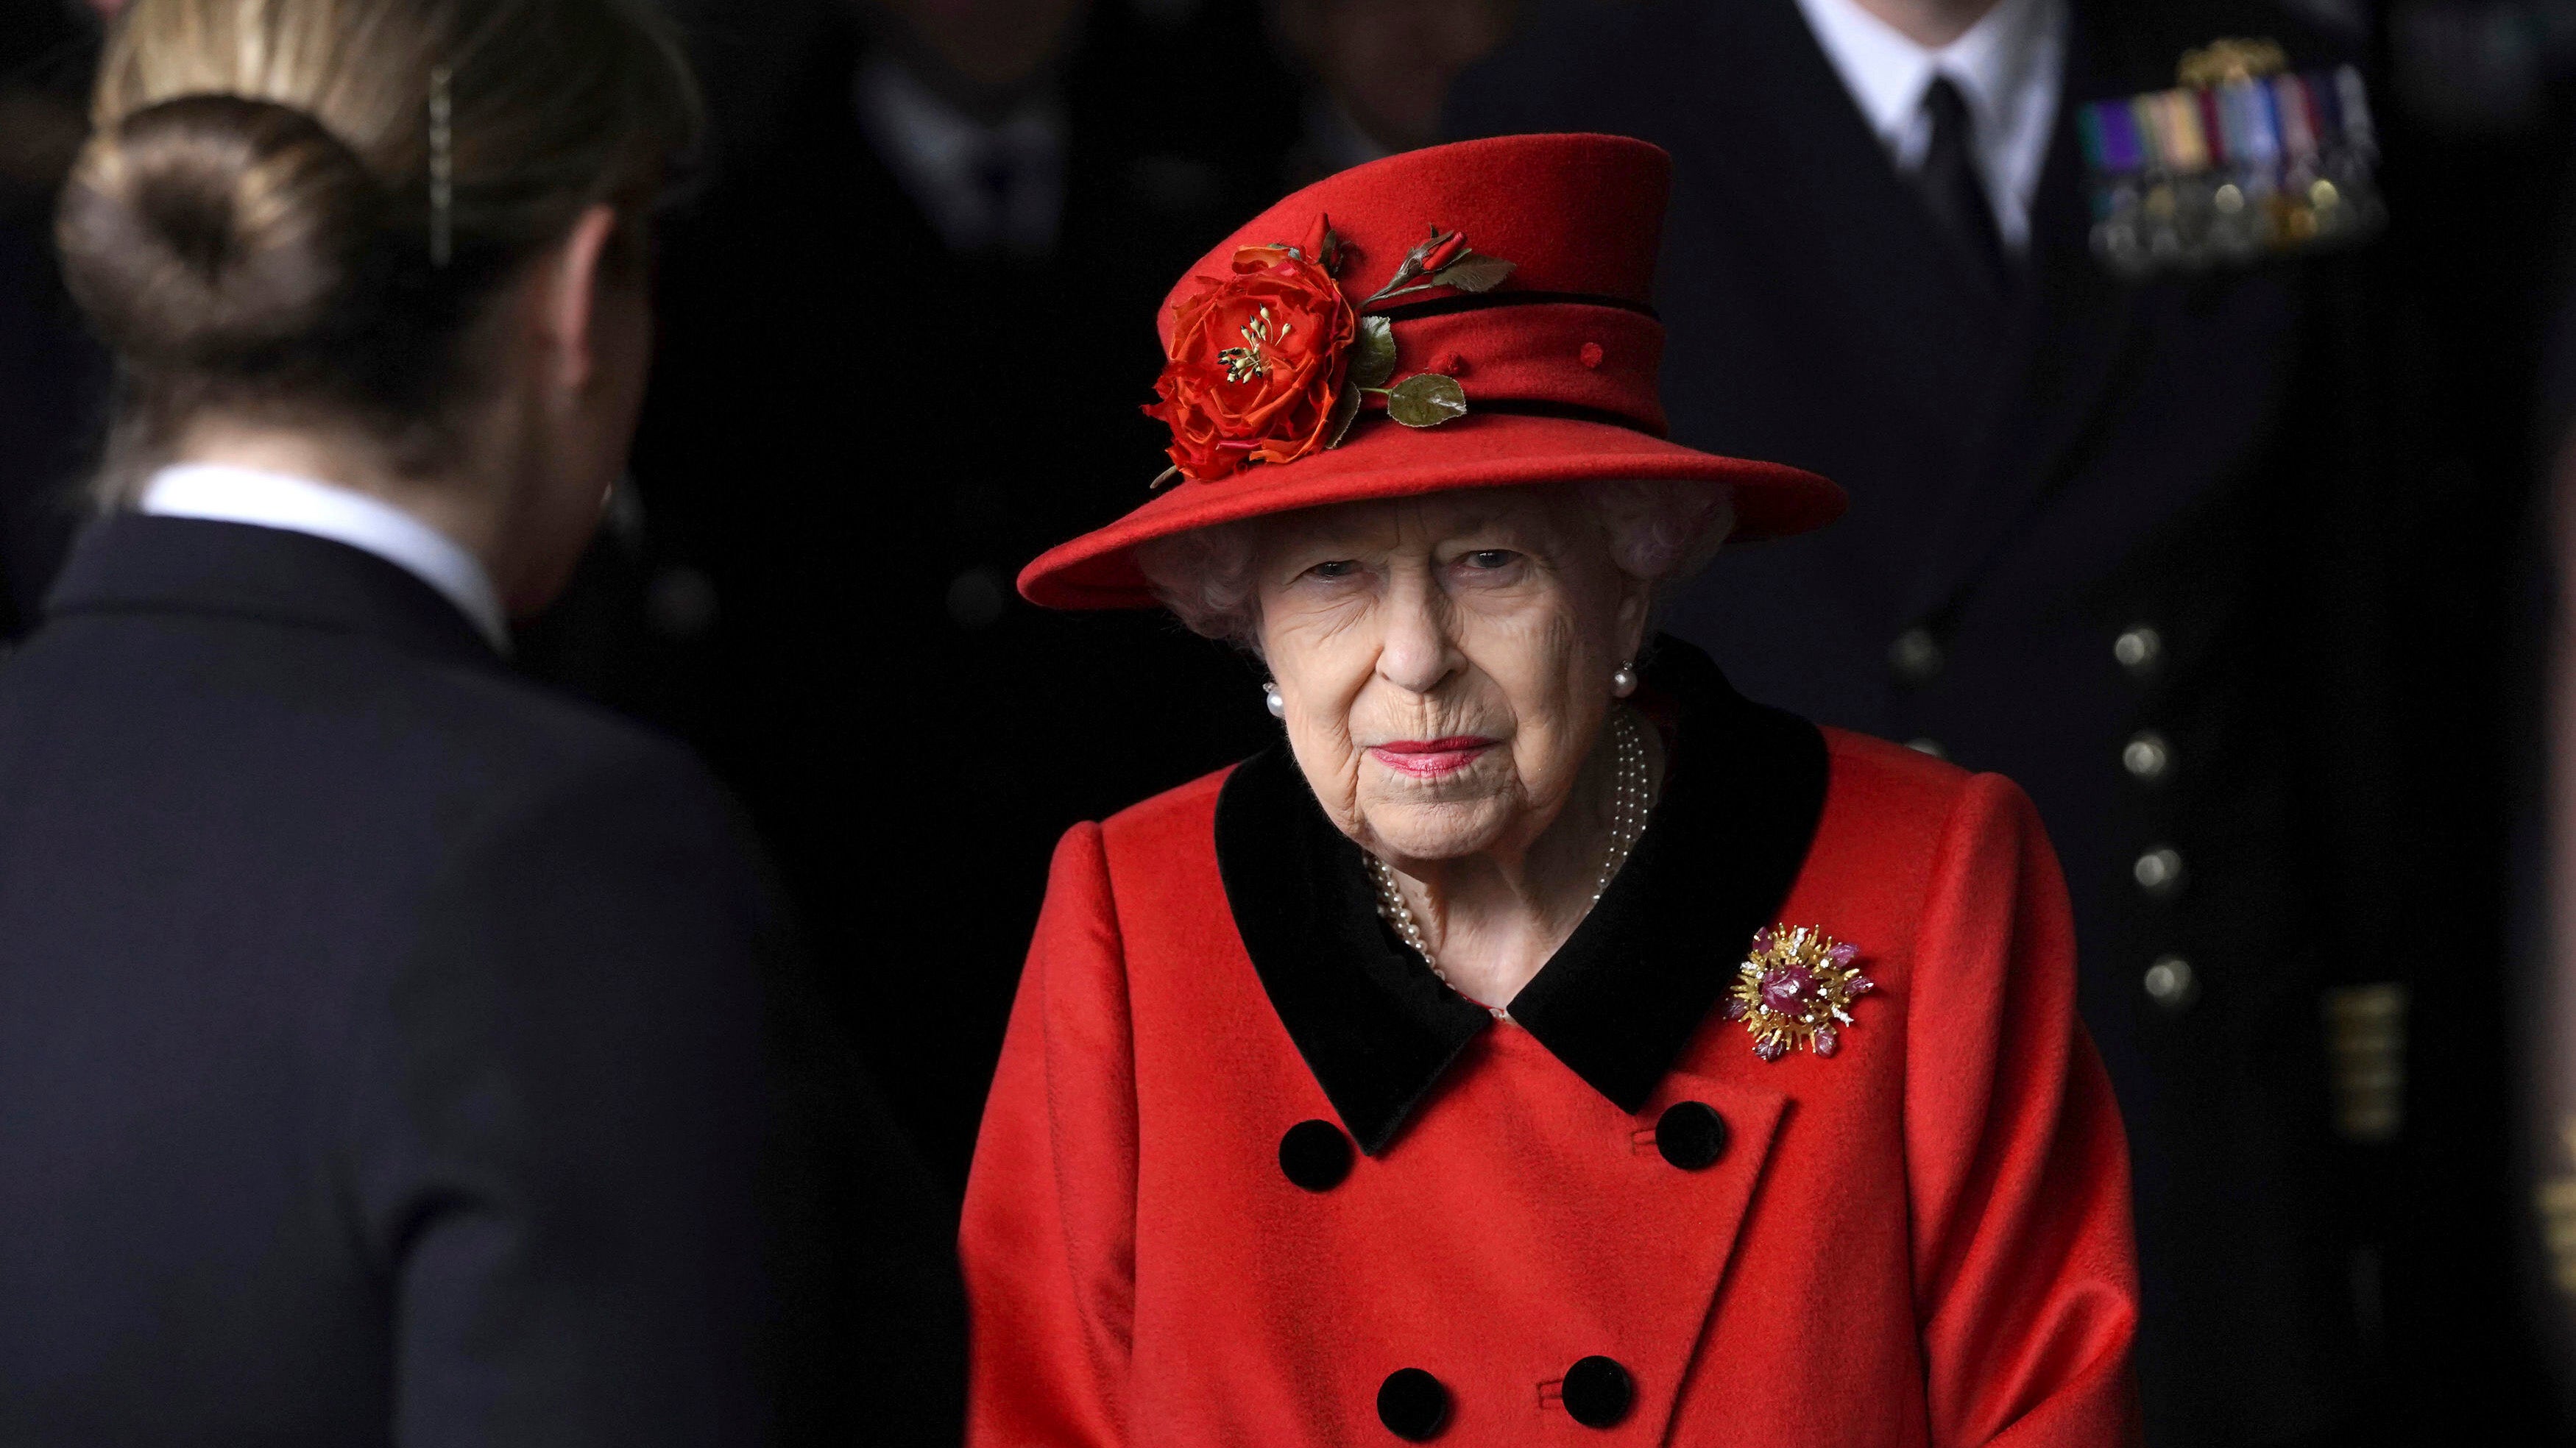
[1791,0,2068,250]
[853,56,1067,255]
[140,464,512,653]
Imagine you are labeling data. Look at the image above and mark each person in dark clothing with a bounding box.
[0,0,113,636]
[0,0,961,1442]
[634,0,1296,1184]
[1267,0,1519,185]
[1451,1,2415,1443]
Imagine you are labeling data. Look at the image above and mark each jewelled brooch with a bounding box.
[1723,925,1875,1062]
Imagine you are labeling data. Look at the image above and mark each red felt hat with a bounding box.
[1018,133,1845,610]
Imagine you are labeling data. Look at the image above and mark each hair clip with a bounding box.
[428,65,453,268]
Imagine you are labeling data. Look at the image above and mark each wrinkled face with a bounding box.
[1253,487,1652,866]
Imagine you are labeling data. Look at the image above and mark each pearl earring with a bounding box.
[1264,681,1286,718]
[1610,661,1638,698]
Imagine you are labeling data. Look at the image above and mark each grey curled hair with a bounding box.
[1134,478,1738,653]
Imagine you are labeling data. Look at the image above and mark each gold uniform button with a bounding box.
[946,567,1008,631]
[2123,731,2170,780]
[2115,625,2162,674]
[1889,627,1944,682]
[2143,956,2198,1012]
[2134,846,2184,895]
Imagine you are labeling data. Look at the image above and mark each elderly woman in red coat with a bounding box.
[963,134,2140,1447]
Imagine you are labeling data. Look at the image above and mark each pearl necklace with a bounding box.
[1366,708,1653,1015]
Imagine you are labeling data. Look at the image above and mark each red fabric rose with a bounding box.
[1419,228,1469,274]
[1144,240,1356,483]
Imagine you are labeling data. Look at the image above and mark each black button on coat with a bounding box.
[1280,1119,1356,1191]
[1562,1356,1636,1429]
[1376,1369,1450,1441]
[1656,1102,1730,1170]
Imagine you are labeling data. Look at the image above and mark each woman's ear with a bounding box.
[1613,569,1657,661]
[533,203,623,398]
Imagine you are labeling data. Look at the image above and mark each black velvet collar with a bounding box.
[1214,638,1828,1154]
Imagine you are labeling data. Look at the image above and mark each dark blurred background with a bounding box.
[12,0,2576,1441]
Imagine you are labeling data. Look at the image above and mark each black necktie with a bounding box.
[975,144,1019,252]
[1914,76,2010,295]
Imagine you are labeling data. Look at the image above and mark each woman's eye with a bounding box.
[1306,559,1360,580]
[1462,550,1519,569]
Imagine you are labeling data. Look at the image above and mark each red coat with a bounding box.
[963,659,2138,1447]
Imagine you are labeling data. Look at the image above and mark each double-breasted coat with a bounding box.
[1448,4,2410,1438]
[961,645,2137,1446]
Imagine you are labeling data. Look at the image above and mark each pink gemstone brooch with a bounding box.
[1722,924,1876,1062]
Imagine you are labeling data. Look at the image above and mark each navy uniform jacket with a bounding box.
[0,516,963,1444]
[633,17,1283,1185]
[1453,4,2405,1444]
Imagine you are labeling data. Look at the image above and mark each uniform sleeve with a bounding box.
[347,746,786,1446]
[960,822,1139,1448]
[1906,773,2142,1448]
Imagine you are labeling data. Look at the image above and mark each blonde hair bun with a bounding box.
[57,94,387,374]
[60,0,701,497]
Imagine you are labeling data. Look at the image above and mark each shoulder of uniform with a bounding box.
[250,639,737,853]
[2095,0,2363,87]
[410,667,729,818]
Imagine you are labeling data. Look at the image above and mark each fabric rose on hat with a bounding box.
[1145,241,1356,483]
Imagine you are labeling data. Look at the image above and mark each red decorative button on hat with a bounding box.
[1017,133,1847,610]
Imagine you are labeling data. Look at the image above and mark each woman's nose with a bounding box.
[1376,572,1459,694]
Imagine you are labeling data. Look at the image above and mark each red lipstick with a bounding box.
[1368,737,1498,778]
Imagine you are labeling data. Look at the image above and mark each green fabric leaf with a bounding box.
[1350,315,1398,391]
[1324,382,1364,449]
[1432,254,1516,293]
[1387,373,1470,428]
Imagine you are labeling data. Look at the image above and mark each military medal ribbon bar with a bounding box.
[2081,53,2385,280]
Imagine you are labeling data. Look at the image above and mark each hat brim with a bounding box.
[1017,411,1846,610]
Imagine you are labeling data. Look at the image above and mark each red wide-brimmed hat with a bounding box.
[1018,133,1845,609]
